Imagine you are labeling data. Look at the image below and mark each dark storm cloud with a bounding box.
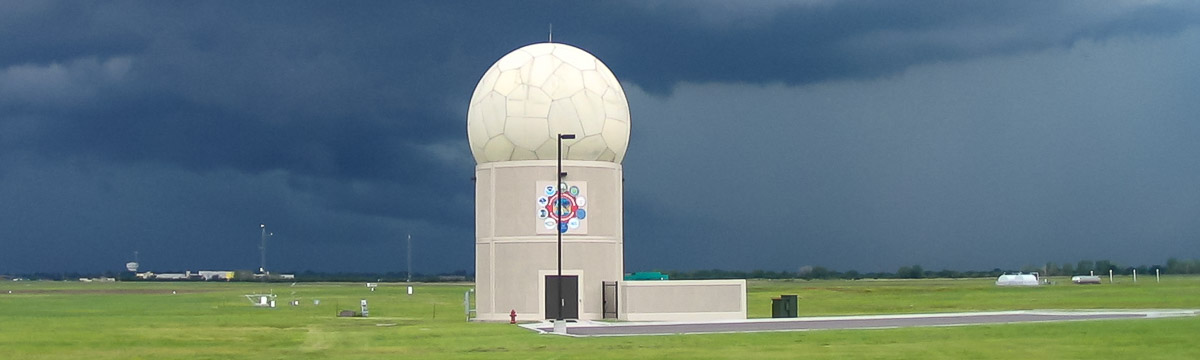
[1,2,482,218]
[6,1,1195,178]
[1,1,491,272]
[620,28,1200,272]
[0,1,147,66]
[553,1,1200,94]
[1,1,1197,273]
[2,3,469,170]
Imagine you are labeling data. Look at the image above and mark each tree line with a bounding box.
[7,257,1200,282]
[3,269,474,283]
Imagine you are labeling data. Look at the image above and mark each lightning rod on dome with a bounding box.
[548,23,552,43]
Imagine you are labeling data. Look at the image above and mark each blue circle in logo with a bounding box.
[575,209,586,220]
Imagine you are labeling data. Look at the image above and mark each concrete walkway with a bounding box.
[523,310,1198,337]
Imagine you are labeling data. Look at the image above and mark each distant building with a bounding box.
[468,43,746,322]
[155,273,189,280]
[78,277,115,282]
[134,270,242,281]
[196,271,235,281]
[253,273,295,280]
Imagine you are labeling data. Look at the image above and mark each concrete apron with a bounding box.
[520,309,1200,337]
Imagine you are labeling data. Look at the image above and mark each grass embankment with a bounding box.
[1,276,1197,359]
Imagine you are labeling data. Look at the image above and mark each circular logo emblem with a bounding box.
[538,182,587,233]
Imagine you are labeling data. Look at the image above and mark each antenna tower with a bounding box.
[407,234,413,282]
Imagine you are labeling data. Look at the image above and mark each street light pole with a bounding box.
[259,224,267,275]
[407,233,412,283]
[556,133,575,324]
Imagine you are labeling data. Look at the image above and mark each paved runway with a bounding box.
[527,310,1197,337]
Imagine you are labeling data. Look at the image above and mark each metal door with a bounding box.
[545,275,579,319]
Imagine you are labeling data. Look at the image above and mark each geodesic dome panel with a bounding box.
[467,43,630,164]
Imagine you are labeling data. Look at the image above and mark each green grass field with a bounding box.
[2,276,1198,359]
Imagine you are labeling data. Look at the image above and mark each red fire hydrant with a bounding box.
[509,309,517,324]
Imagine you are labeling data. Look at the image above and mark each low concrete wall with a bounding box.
[619,279,746,322]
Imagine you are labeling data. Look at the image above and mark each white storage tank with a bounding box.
[996,272,1040,286]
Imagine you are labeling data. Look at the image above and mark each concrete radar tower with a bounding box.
[467,42,630,321]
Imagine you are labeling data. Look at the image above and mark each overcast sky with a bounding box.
[2,1,1198,274]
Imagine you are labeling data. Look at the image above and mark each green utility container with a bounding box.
[781,295,798,317]
[771,294,799,318]
[623,272,669,280]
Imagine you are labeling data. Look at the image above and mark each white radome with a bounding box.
[467,43,630,164]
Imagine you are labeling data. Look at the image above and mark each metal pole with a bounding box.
[259,224,266,274]
[555,133,575,325]
[407,234,412,283]
[556,134,563,322]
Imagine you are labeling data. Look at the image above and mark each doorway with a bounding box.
[545,275,579,319]
[602,281,618,319]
